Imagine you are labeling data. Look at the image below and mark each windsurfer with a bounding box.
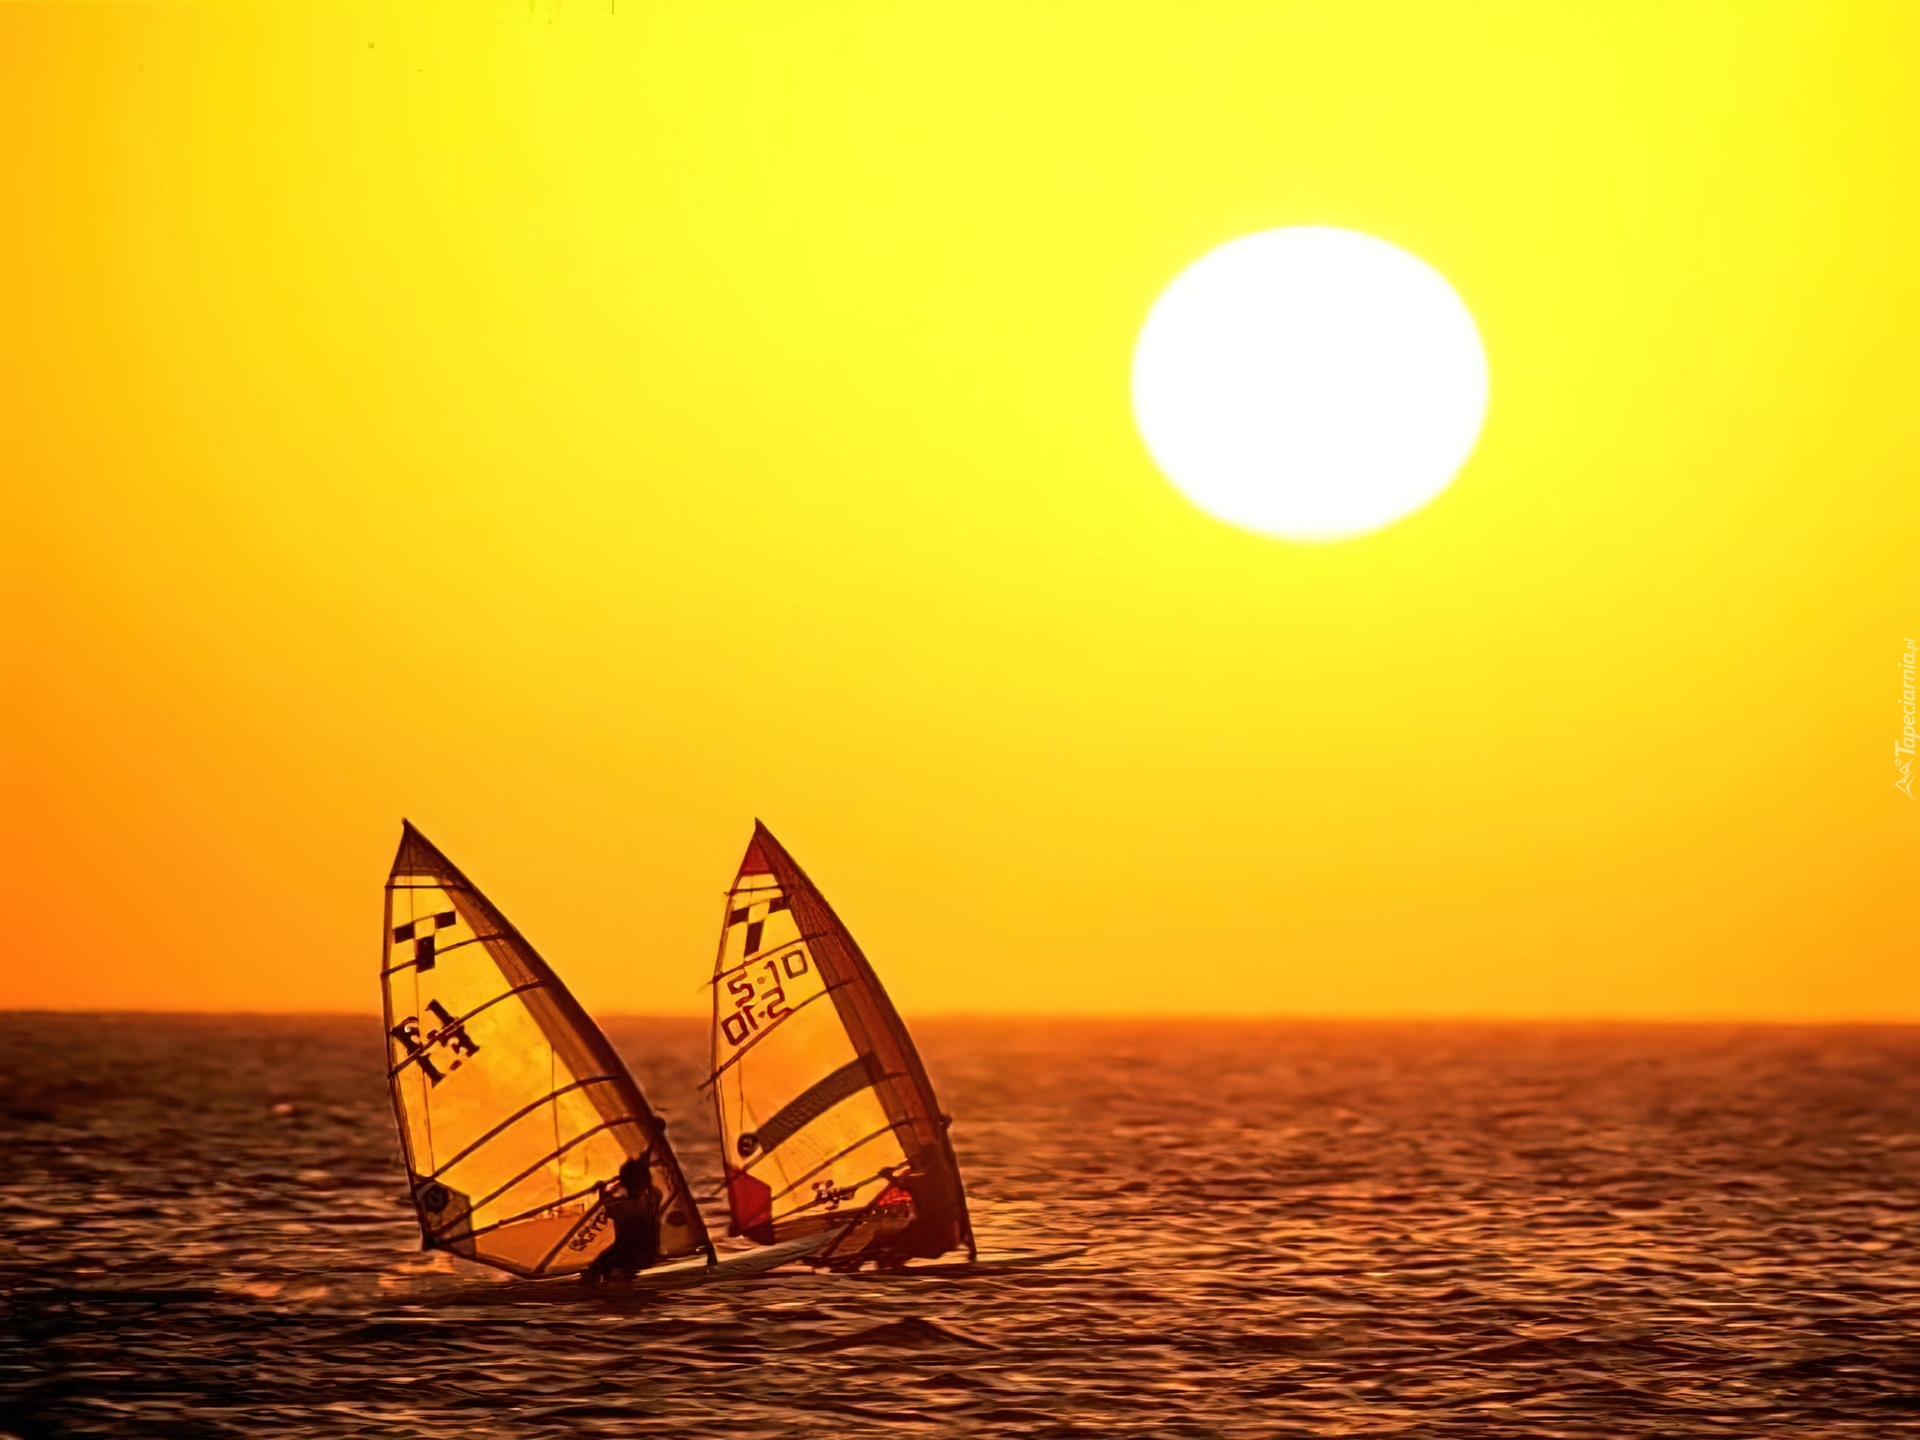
[814,1163,944,1270]
[869,1166,952,1267]
[583,1156,661,1281]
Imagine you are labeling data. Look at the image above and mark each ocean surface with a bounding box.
[3,1014,1919,1438]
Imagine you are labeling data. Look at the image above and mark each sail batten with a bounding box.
[707,821,975,1261]
[382,933,501,976]
[760,1121,915,1203]
[382,821,712,1277]
[425,1075,628,1180]
[460,1179,612,1243]
[749,1055,878,1154]
[458,1115,646,1216]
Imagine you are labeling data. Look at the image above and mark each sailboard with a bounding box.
[842,1245,1094,1279]
[413,1231,839,1306]
[381,821,713,1278]
[707,821,975,1267]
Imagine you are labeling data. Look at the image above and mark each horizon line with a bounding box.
[5,1006,1919,1028]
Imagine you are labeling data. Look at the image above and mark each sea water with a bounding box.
[2,1014,1918,1437]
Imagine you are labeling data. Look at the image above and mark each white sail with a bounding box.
[383,822,710,1277]
[708,822,973,1263]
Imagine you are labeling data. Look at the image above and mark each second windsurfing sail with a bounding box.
[707,821,974,1263]
[383,821,711,1277]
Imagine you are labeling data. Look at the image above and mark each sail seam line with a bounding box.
[419,1074,626,1183]
[747,1057,878,1160]
[454,1178,610,1245]
[380,936,503,983]
[761,1120,913,1208]
[381,933,503,978]
[735,1069,909,1178]
[454,1114,641,1223]
[701,981,855,1089]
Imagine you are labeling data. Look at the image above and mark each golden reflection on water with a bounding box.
[3,1015,1918,1436]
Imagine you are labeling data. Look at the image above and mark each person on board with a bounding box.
[823,1161,958,1271]
[583,1155,661,1281]
[870,1165,958,1267]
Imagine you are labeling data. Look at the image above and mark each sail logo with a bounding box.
[729,893,792,957]
[390,998,482,1085]
[393,910,459,971]
[810,1178,859,1212]
[566,1202,611,1251]
[720,948,808,1047]
[1898,639,1916,799]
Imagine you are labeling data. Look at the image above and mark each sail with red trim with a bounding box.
[382,822,711,1277]
[708,822,973,1263]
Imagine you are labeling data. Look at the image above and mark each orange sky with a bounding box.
[4,1,1917,1019]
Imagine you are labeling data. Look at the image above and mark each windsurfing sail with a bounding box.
[382,821,712,1277]
[707,821,974,1262]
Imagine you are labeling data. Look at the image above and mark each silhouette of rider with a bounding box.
[584,1155,661,1281]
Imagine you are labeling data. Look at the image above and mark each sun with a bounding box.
[1131,227,1489,542]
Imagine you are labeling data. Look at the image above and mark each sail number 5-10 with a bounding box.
[721,949,809,1047]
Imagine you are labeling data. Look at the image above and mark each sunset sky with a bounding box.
[5,1,1916,1019]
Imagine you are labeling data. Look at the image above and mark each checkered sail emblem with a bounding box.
[707,821,974,1263]
[391,911,458,971]
[381,821,712,1277]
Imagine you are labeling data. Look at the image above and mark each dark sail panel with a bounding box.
[383,822,711,1277]
[707,821,973,1262]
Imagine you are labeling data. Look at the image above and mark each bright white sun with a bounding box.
[1131,226,1488,541]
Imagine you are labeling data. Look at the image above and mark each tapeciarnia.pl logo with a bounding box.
[1898,638,1916,799]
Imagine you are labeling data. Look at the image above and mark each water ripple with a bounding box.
[3,1015,1918,1436]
